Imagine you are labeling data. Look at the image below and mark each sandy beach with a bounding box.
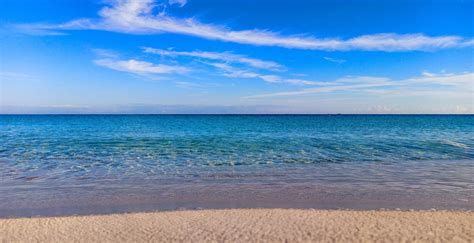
[1,209,473,242]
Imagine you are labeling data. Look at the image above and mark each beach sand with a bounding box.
[1,209,473,242]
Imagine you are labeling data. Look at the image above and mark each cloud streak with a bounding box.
[323,57,346,64]
[94,58,190,75]
[143,47,284,71]
[14,0,474,51]
[206,61,338,86]
[0,71,39,81]
[245,72,474,98]
[168,0,187,7]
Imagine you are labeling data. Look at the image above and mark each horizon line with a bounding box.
[1,113,473,116]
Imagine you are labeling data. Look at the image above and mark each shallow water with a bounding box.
[1,115,473,217]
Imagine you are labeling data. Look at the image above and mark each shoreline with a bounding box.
[3,159,473,218]
[2,209,473,242]
[2,206,472,220]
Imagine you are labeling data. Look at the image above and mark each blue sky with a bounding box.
[0,0,473,114]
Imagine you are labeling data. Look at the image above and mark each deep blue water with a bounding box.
[0,115,473,216]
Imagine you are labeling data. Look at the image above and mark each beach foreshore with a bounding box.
[1,209,472,242]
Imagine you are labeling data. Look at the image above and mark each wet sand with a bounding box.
[1,209,473,242]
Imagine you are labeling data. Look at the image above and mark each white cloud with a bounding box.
[168,0,187,7]
[323,57,346,64]
[286,79,335,86]
[92,49,286,84]
[245,72,474,98]
[94,58,190,75]
[401,72,473,86]
[247,82,392,98]
[143,47,284,71]
[175,81,204,89]
[205,63,257,78]
[260,75,281,83]
[92,48,120,58]
[207,62,342,86]
[0,71,38,81]
[142,48,325,86]
[15,0,474,51]
[335,76,392,84]
[11,23,68,36]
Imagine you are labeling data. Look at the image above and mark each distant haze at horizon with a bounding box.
[1,104,473,114]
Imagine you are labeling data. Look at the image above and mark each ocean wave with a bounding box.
[441,140,469,149]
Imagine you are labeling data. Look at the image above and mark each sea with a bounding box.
[0,115,473,217]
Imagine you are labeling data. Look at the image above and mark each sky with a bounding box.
[0,0,473,114]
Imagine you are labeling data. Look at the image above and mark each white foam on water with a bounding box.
[442,140,469,149]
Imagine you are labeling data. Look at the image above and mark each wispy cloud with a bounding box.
[285,79,336,86]
[0,71,39,81]
[143,47,285,71]
[94,58,190,75]
[13,0,474,51]
[143,47,327,86]
[168,0,187,7]
[207,62,338,86]
[207,62,260,79]
[174,81,204,89]
[247,83,391,98]
[11,23,68,36]
[245,72,474,98]
[260,75,281,83]
[143,47,304,85]
[92,47,190,76]
[323,57,346,64]
[92,48,120,59]
[92,48,289,84]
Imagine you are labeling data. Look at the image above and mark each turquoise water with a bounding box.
[0,115,473,216]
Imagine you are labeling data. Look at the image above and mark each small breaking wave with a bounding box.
[442,140,469,149]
